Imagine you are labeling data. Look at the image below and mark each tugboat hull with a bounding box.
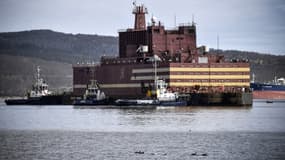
[115,99,188,107]
[189,92,252,106]
[159,100,187,107]
[5,94,72,105]
[5,99,32,105]
[73,99,109,105]
[115,99,158,106]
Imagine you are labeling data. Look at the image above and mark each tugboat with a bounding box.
[115,78,187,107]
[115,55,187,107]
[73,80,108,105]
[156,79,187,106]
[5,66,71,105]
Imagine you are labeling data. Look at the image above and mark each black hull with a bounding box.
[5,94,72,105]
[73,99,109,106]
[188,92,253,106]
[115,99,187,107]
[159,100,187,106]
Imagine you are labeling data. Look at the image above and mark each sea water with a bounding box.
[0,100,285,159]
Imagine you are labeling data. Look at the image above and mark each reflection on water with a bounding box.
[0,100,285,132]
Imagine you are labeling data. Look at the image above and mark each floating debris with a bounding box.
[134,151,144,154]
[191,152,208,156]
[191,152,197,156]
[202,153,208,156]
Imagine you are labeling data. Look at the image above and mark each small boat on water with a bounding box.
[5,66,72,105]
[115,99,158,106]
[73,80,108,105]
[115,79,187,107]
[156,79,187,106]
[266,100,273,103]
[115,55,187,107]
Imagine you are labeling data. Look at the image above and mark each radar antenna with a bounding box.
[217,34,220,50]
[174,13,176,27]
[191,14,197,26]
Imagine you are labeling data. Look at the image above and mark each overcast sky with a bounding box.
[1,0,285,55]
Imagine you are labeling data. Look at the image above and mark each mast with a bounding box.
[174,13,176,27]
[251,73,255,83]
[153,55,161,91]
[154,56,157,90]
[37,66,41,92]
[217,34,219,51]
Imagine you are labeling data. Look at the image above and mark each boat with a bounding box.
[72,3,252,106]
[115,55,187,107]
[266,100,273,103]
[73,80,108,105]
[5,66,72,105]
[115,99,158,106]
[250,74,285,100]
[250,76,285,91]
[115,77,187,107]
[155,78,187,106]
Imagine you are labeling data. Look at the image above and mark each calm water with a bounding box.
[1,100,285,159]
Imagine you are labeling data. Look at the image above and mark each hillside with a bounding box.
[0,30,284,96]
[0,29,118,63]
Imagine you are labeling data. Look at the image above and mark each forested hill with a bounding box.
[0,29,118,63]
[0,30,284,96]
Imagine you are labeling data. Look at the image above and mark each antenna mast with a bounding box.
[174,14,176,27]
[217,34,220,52]
[192,14,195,26]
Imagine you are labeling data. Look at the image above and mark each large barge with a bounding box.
[73,3,252,106]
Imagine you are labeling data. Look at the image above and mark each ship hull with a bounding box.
[253,91,285,100]
[159,100,187,106]
[73,99,109,105]
[250,83,285,100]
[73,62,252,106]
[189,92,252,106]
[5,94,72,105]
[250,83,285,91]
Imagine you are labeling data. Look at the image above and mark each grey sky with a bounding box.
[0,0,285,55]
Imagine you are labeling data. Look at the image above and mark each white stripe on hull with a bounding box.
[132,68,169,73]
[101,83,141,88]
[73,84,87,89]
[131,75,169,80]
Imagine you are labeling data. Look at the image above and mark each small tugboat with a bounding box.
[114,79,187,107]
[115,55,187,107]
[73,80,108,105]
[5,66,71,105]
[155,79,187,106]
[115,99,158,106]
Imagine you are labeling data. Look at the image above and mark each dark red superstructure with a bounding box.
[119,4,197,62]
[73,3,252,105]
